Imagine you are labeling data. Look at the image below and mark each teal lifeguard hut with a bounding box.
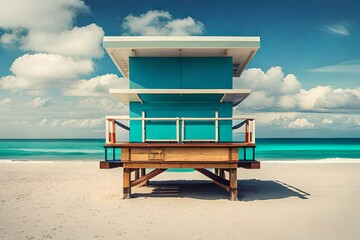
[101,36,260,200]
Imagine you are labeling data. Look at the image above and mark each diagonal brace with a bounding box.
[131,168,167,188]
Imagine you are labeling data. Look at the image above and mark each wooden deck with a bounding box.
[101,142,259,201]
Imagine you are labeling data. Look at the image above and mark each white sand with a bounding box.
[1,161,360,240]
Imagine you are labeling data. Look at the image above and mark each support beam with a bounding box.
[123,168,131,199]
[140,168,148,186]
[131,168,167,188]
[195,168,230,192]
[229,168,238,201]
[219,169,225,179]
[135,169,140,180]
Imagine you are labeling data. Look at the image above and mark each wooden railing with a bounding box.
[105,113,255,144]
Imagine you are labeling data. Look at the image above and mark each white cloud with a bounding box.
[0,30,24,45]
[0,53,94,90]
[254,112,298,127]
[235,66,301,95]
[286,118,314,129]
[235,67,360,112]
[77,97,128,113]
[38,118,103,128]
[38,119,59,127]
[321,118,333,124]
[61,118,103,128]
[324,24,349,36]
[63,74,128,96]
[0,98,12,106]
[0,0,87,32]
[0,0,103,58]
[22,24,104,59]
[122,10,204,36]
[308,60,360,73]
[279,95,297,109]
[296,86,331,110]
[31,97,51,107]
[297,86,360,110]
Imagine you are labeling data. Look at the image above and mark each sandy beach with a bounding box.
[1,161,359,240]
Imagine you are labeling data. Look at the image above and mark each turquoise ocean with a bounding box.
[0,138,359,161]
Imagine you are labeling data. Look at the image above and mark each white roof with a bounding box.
[103,36,260,78]
[109,89,251,107]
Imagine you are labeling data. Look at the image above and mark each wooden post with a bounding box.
[141,168,146,177]
[111,120,116,143]
[140,168,148,186]
[229,168,238,201]
[135,169,140,180]
[245,119,250,143]
[123,168,131,199]
[219,169,225,179]
[215,168,219,175]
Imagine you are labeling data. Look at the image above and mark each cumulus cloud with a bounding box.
[63,74,128,96]
[122,10,204,36]
[22,24,104,59]
[0,0,103,59]
[0,0,87,32]
[286,118,314,129]
[236,66,301,96]
[0,53,94,90]
[31,97,51,107]
[297,86,360,110]
[235,66,360,111]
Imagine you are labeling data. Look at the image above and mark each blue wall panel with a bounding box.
[129,57,232,89]
[180,57,232,89]
[129,57,180,89]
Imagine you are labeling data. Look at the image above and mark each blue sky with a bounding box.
[0,0,359,138]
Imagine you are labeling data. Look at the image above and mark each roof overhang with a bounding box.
[103,36,260,79]
[109,89,251,107]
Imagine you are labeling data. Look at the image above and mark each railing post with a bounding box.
[176,118,179,143]
[215,111,219,142]
[252,119,256,143]
[181,119,185,143]
[142,111,145,143]
[111,119,116,143]
[105,118,110,144]
[245,119,250,143]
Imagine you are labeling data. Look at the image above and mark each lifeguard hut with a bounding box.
[101,36,260,201]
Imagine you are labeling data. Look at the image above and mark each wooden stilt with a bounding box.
[140,168,148,186]
[219,169,225,179]
[135,169,140,180]
[229,168,237,201]
[215,168,219,175]
[123,168,131,199]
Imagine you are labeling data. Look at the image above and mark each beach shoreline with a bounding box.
[1,161,359,239]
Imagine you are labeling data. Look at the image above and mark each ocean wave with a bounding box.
[3,148,103,154]
[262,158,360,163]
